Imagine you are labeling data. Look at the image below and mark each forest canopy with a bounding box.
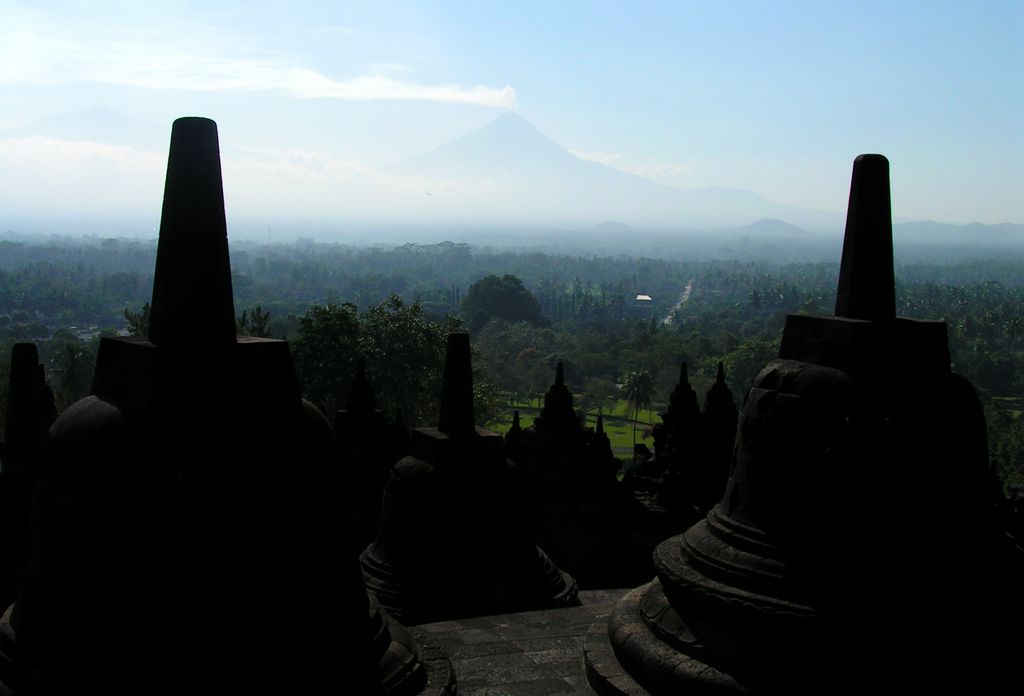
[1,237,1023,488]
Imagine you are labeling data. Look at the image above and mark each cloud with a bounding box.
[229,145,384,183]
[0,136,164,214]
[0,11,517,109]
[623,162,691,181]
[222,144,507,216]
[283,73,517,108]
[0,133,502,221]
[570,149,691,183]
[569,150,622,167]
[0,136,163,167]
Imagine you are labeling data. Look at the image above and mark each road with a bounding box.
[662,278,694,325]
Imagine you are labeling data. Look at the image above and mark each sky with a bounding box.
[0,0,1021,231]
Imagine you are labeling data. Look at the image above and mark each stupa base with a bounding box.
[362,542,579,625]
[0,600,456,696]
[583,581,745,696]
[405,629,457,696]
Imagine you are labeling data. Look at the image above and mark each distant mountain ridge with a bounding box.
[728,218,812,237]
[894,220,1024,246]
[397,112,839,229]
[1,106,166,151]
[3,107,1018,236]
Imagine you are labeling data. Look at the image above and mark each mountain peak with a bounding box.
[397,112,829,228]
[483,110,537,131]
[402,111,572,175]
[467,111,559,150]
[2,106,165,151]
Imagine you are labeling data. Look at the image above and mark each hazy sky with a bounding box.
[0,0,1021,227]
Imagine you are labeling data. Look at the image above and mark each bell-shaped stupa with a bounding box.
[585,154,1023,693]
[695,361,738,512]
[362,333,578,624]
[1,343,55,475]
[0,118,452,695]
[651,362,706,515]
[0,344,56,610]
[510,362,630,587]
[334,357,411,548]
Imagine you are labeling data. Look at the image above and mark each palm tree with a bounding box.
[53,342,92,411]
[622,369,655,452]
[123,302,151,337]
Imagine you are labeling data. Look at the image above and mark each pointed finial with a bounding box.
[346,356,377,413]
[438,331,475,437]
[680,362,689,386]
[555,361,564,387]
[512,410,521,430]
[596,412,605,435]
[716,361,725,385]
[8,343,39,392]
[4,343,54,467]
[6,344,41,439]
[148,117,236,348]
[834,154,895,321]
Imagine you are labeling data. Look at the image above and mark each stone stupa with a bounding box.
[510,362,631,587]
[0,117,453,696]
[651,362,706,517]
[584,154,1023,694]
[362,332,579,624]
[0,344,55,611]
[334,357,410,548]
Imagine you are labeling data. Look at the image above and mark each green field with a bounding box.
[489,398,659,456]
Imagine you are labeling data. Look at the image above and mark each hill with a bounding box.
[397,112,838,229]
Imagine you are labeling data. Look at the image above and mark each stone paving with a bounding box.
[414,589,629,695]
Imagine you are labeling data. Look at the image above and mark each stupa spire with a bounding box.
[347,356,377,414]
[148,117,236,348]
[3,343,54,470]
[667,362,699,415]
[834,154,895,321]
[438,332,475,437]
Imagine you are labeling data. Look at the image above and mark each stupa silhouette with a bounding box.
[362,332,579,624]
[0,118,453,695]
[585,154,1023,693]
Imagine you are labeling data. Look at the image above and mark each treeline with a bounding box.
[1,237,1023,487]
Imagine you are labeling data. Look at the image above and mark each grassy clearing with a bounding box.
[993,396,1024,416]
[489,398,658,455]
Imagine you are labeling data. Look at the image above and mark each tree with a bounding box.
[582,376,619,416]
[0,357,9,441]
[290,303,361,417]
[124,302,151,337]
[473,318,557,403]
[290,296,493,428]
[988,401,1024,491]
[358,295,455,426]
[237,305,272,337]
[46,335,94,411]
[710,337,780,396]
[472,379,504,431]
[461,274,547,332]
[622,369,655,451]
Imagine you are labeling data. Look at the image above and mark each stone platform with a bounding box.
[415,589,628,695]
